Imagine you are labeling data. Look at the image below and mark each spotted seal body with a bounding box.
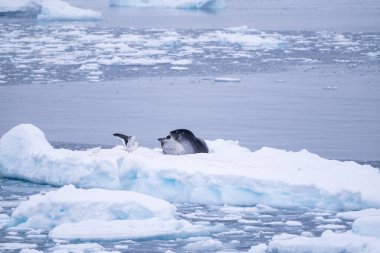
[158,129,208,155]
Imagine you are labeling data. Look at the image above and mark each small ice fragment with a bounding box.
[171,59,192,65]
[285,221,303,226]
[214,77,241,82]
[322,86,338,90]
[170,66,188,71]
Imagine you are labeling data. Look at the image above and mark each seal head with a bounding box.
[158,129,209,155]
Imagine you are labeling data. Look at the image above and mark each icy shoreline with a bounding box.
[1,124,380,210]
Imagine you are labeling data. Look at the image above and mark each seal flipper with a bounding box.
[113,133,130,147]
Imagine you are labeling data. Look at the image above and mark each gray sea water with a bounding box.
[0,0,380,251]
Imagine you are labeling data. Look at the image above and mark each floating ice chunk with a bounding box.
[267,230,380,253]
[301,231,314,237]
[0,0,41,16]
[183,238,223,251]
[99,57,172,66]
[170,66,188,70]
[0,243,37,250]
[11,185,176,229]
[50,243,105,252]
[248,243,267,253]
[352,216,380,239]
[214,77,241,82]
[109,0,225,10]
[50,217,210,240]
[20,249,43,253]
[366,51,380,58]
[285,221,303,227]
[2,124,380,210]
[171,59,192,65]
[316,224,346,230]
[272,233,299,241]
[9,184,213,240]
[0,213,10,226]
[198,30,283,49]
[114,244,129,250]
[322,86,338,91]
[0,0,101,21]
[337,208,380,220]
[37,0,102,21]
[78,63,100,71]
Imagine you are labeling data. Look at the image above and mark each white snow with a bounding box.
[0,0,101,21]
[1,124,380,210]
[109,0,225,10]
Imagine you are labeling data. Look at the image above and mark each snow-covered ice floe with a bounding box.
[0,0,101,21]
[8,185,214,240]
[109,0,225,10]
[1,124,380,210]
[251,228,380,253]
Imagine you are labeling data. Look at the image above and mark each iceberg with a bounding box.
[0,0,101,21]
[1,124,380,210]
[10,185,212,240]
[109,0,225,10]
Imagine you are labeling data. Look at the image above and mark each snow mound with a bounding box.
[10,185,212,240]
[0,0,101,21]
[109,0,225,10]
[1,124,380,210]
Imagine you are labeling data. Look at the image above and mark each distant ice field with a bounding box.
[0,23,379,85]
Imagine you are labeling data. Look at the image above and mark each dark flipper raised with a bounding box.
[113,133,130,146]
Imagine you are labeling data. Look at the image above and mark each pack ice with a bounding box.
[1,124,380,210]
[0,0,101,21]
